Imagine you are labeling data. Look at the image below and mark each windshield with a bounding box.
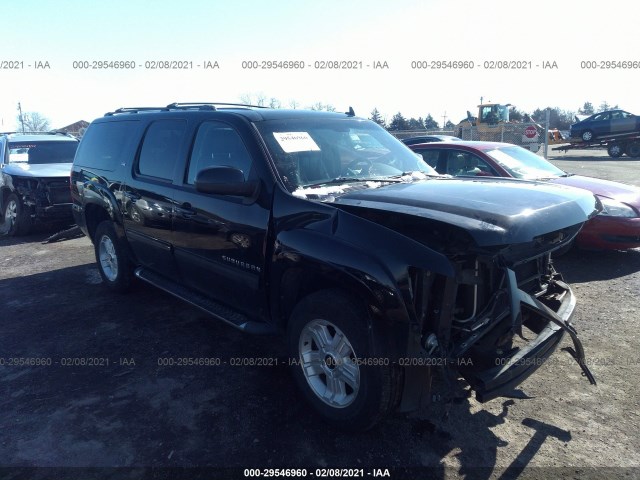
[255,117,438,191]
[485,145,565,180]
[8,141,78,164]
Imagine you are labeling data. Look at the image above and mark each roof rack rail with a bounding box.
[104,102,271,116]
[165,102,271,110]
[0,130,75,137]
[104,107,171,116]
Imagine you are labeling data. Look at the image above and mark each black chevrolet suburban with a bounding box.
[71,103,597,430]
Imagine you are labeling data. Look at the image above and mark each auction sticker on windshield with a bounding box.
[273,132,320,153]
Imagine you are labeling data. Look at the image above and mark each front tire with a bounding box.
[581,130,594,142]
[2,193,32,236]
[287,290,402,431]
[94,220,132,293]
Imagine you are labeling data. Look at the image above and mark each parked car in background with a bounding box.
[0,131,79,235]
[569,110,640,142]
[401,135,461,145]
[409,140,640,250]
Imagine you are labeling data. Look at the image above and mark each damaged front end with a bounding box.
[412,232,596,403]
[12,176,73,221]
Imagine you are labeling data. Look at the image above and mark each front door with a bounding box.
[171,120,270,315]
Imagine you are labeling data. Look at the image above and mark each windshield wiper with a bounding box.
[301,176,403,188]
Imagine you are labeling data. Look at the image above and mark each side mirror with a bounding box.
[195,166,257,197]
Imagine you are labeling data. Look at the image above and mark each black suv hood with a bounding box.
[332,178,600,247]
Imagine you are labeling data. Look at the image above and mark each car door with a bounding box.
[171,120,270,315]
[610,111,637,134]
[589,112,611,136]
[122,118,188,278]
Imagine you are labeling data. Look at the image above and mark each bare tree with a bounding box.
[269,97,281,109]
[255,93,267,107]
[239,93,254,105]
[289,99,300,109]
[309,102,336,112]
[239,92,268,107]
[17,111,51,132]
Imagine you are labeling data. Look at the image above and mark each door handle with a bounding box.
[176,202,196,218]
[123,191,141,201]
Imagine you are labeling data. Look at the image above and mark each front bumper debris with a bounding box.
[462,268,596,402]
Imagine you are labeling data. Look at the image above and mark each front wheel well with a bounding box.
[277,268,379,330]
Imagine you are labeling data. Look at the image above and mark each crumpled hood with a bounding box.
[2,162,72,178]
[333,178,600,247]
[549,175,640,207]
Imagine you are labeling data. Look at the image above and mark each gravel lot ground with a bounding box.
[1,151,638,480]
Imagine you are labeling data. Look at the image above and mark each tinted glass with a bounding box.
[9,140,78,164]
[74,120,140,171]
[138,120,187,180]
[416,149,440,168]
[186,121,253,184]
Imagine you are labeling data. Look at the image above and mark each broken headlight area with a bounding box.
[15,177,72,215]
[411,250,596,402]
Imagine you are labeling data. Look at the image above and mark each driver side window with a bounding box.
[186,121,253,185]
[445,151,497,176]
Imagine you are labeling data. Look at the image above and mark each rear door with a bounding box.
[122,118,188,278]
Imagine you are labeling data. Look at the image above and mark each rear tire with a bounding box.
[287,290,402,431]
[607,143,624,158]
[626,141,640,158]
[94,220,132,293]
[2,193,32,236]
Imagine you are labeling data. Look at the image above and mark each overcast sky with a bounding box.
[1,0,638,129]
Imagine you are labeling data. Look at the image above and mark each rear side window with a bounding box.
[137,119,187,181]
[186,121,253,185]
[74,121,139,171]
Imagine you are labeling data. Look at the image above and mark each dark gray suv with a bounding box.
[1,131,79,235]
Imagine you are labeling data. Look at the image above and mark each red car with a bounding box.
[409,141,640,250]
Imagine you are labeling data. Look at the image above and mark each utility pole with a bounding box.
[17,103,25,133]
[441,111,447,129]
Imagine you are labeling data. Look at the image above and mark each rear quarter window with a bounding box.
[74,120,141,171]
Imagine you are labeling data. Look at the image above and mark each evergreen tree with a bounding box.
[388,112,409,131]
[369,108,386,127]
[579,102,594,115]
[508,107,524,122]
[407,117,425,130]
[423,114,439,130]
